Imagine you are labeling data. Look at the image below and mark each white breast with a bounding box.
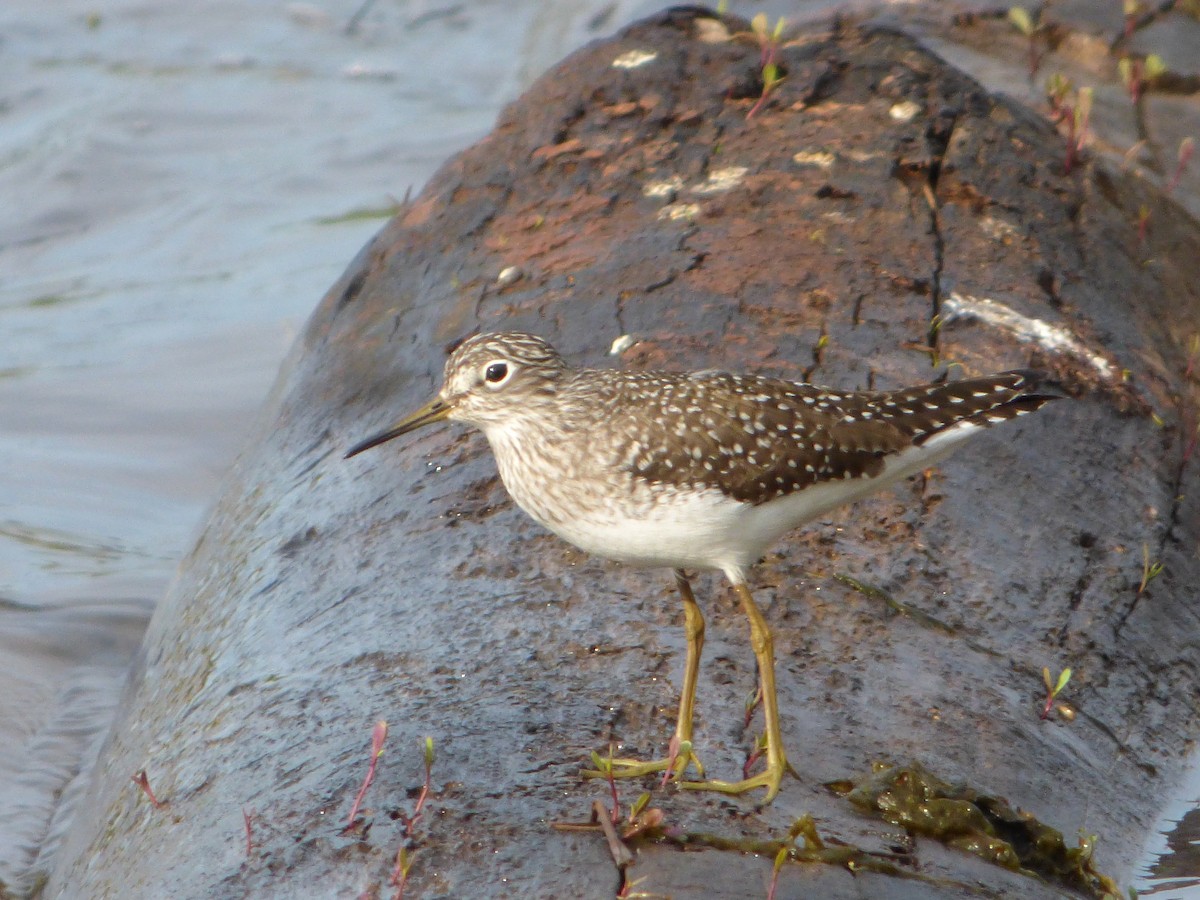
[482,414,983,582]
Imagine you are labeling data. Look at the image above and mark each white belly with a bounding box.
[485,416,978,581]
[536,466,931,578]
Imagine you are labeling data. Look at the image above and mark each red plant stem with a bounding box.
[403,782,430,838]
[660,735,681,789]
[1128,59,1143,104]
[766,858,783,900]
[1181,407,1198,467]
[1168,142,1195,195]
[346,720,388,830]
[743,746,765,779]
[131,769,165,808]
[1064,112,1077,174]
[607,766,620,825]
[759,38,777,70]
[243,808,255,856]
[1040,693,1055,720]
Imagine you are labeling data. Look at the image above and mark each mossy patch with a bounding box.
[830,762,1121,898]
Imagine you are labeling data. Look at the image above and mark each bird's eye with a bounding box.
[483,361,510,385]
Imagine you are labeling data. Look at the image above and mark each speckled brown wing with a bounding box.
[619,372,909,505]
[622,369,1055,506]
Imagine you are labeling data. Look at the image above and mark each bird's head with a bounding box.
[345,332,568,457]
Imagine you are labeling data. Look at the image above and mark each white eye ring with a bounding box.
[482,360,512,388]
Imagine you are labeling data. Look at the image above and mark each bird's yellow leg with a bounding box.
[582,570,706,782]
[678,581,788,802]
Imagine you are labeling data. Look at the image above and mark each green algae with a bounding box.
[830,762,1122,898]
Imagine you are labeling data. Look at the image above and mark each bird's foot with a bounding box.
[581,738,705,783]
[677,752,788,803]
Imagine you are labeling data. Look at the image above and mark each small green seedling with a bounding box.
[1040,667,1072,720]
[766,846,788,900]
[747,13,787,119]
[1046,72,1072,114]
[390,846,414,898]
[397,736,435,837]
[1008,6,1034,36]
[1122,0,1143,40]
[1007,6,1046,78]
[1137,204,1151,245]
[590,745,621,824]
[1118,54,1165,106]
[622,791,665,841]
[388,737,437,899]
[1068,86,1093,174]
[751,13,787,62]
[1044,75,1092,174]
[589,748,614,774]
[1137,542,1164,596]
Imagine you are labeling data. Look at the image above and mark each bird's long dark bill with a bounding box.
[344,396,451,458]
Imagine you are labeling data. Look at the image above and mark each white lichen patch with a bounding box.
[643,175,684,199]
[695,18,731,43]
[496,266,523,288]
[657,202,701,222]
[612,49,658,69]
[843,149,885,163]
[943,292,1114,379]
[609,334,636,356]
[821,210,855,225]
[978,215,1020,242]
[792,150,836,169]
[889,100,922,121]
[691,166,748,194]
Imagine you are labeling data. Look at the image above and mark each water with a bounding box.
[1139,759,1200,897]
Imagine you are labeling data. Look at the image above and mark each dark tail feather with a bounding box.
[885,370,1061,446]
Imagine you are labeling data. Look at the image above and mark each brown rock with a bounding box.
[48,9,1200,899]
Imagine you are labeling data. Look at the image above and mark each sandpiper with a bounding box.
[347,332,1058,802]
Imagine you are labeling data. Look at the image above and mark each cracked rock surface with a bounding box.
[49,9,1199,899]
